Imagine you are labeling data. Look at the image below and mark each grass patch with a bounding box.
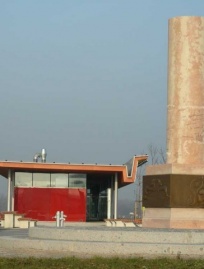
[0,257,203,269]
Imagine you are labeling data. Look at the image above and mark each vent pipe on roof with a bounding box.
[33,149,47,163]
[33,153,41,162]
[41,148,47,163]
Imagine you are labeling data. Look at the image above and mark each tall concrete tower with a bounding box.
[143,17,204,229]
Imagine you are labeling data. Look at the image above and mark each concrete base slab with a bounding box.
[4,212,14,228]
[0,225,203,259]
[0,236,204,259]
[146,163,204,175]
[29,226,204,244]
[143,208,204,229]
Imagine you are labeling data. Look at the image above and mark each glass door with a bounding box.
[86,174,111,221]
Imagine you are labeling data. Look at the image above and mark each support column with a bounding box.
[11,171,14,211]
[7,169,11,211]
[114,173,118,219]
[111,176,114,218]
[107,188,111,219]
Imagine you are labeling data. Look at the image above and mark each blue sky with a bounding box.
[1,0,204,200]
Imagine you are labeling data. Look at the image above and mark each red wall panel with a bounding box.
[14,187,86,221]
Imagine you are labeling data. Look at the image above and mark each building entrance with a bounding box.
[86,174,111,221]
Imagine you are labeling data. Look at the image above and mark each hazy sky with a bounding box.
[1,1,204,200]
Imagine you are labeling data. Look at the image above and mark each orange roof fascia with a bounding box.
[0,155,148,185]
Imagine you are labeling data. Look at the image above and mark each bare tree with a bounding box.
[158,147,166,164]
[148,144,166,165]
[134,144,166,218]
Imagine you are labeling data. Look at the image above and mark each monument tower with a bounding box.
[143,16,204,229]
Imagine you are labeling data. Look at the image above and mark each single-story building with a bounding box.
[0,149,147,222]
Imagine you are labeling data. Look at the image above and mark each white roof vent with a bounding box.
[33,148,47,163]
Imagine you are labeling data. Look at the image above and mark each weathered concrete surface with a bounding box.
[0,225,204,259]
[142,208,204,229]
[1,236,203,259]
[167,16,204,165]
[29,226,204,244]
[143,16,204,229]
[146,163,204,175]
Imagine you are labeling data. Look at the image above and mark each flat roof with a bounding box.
[0,155,148,186]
